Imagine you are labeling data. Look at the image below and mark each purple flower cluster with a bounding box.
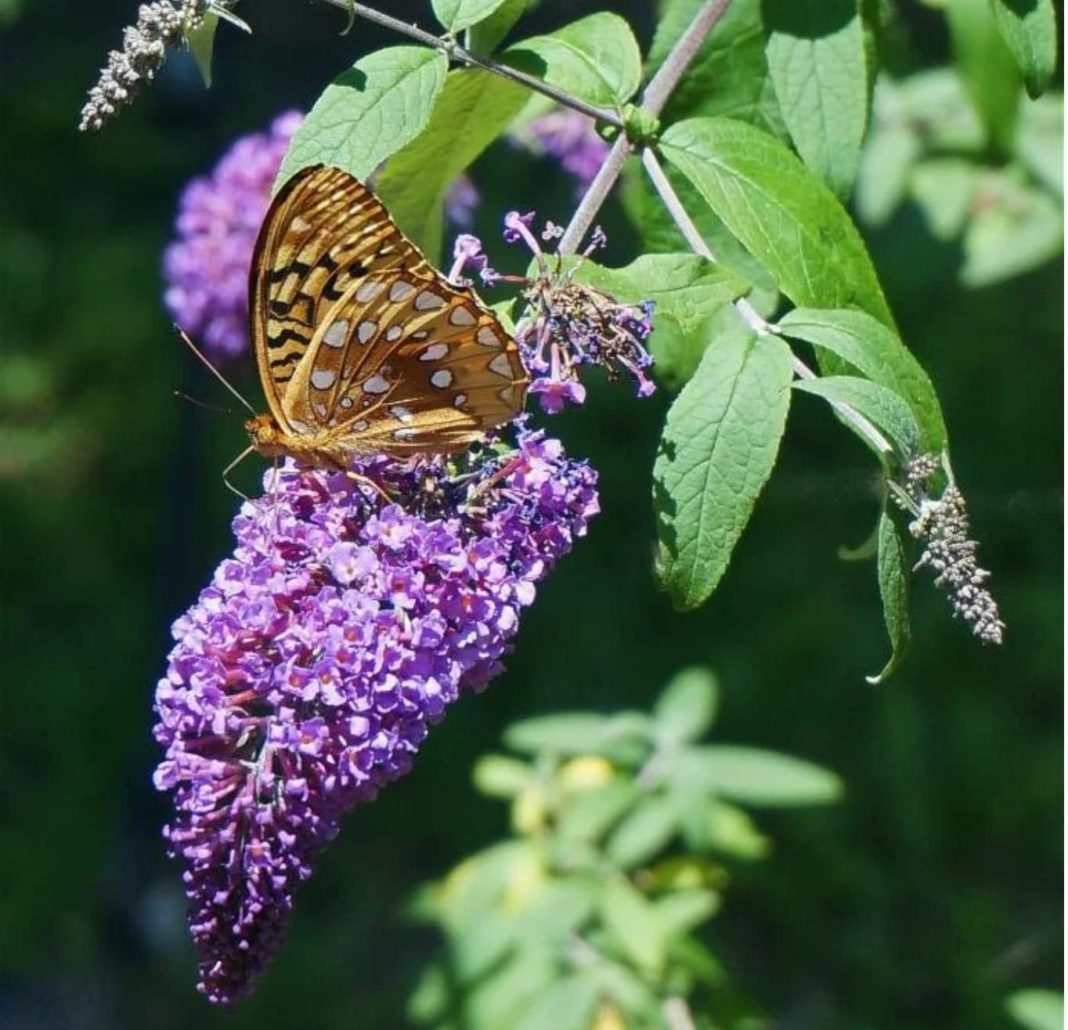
[153,429,598,1005]
[162,110,481,361]
[514,108,611,194]
[163,111,303,360]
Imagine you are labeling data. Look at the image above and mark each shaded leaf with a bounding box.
[276,47,447,189]
[649,0,786,137]
[778,307,947,451]
[654,329,794,610]
[432,0,512,35]
[988,0,1058,97]
[764,0,869,197]
[507,13,642,107]
[867,510,911,684]
[793,375,922,456]
[947,0,1021,154]
[660,117,894,327]
[376,68,527,259]
[468,0,529,53]
[186,11,218,89]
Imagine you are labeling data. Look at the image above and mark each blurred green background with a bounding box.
[0,1,1061,1027]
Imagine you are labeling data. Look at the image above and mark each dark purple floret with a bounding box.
[153,429,598,1005]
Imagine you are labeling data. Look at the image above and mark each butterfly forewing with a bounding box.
[249,165,527,458]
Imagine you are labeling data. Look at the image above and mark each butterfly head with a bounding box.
[246,413,288,457]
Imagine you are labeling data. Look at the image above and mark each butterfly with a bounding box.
[243,164,528,471]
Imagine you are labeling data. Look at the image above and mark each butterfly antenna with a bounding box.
[175,326,256,415]
[173,390,235,415]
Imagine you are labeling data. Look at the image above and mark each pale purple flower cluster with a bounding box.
[153,429,598,1005]
[163,109,481,360]
[462,215,656,414]
[163,111,303,359]
[514,108,611,194]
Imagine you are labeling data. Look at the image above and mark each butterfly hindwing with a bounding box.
[281,269,526,452]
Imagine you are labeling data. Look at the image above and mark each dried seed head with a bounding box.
[79,1,209,132]
[901,455,1005,645]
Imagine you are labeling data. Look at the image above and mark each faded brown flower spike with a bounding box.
[79,1,208,132]
[901,455,1005,645]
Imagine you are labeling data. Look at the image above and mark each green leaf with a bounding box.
[276,47,448,189]
[867,510,911,684]
[1006,989,1065,1030]
[677,796,770,857]
[600,877,667,974]
[505,711,652,760]
[654,329,794,610]
[605,796,681,869]
[557,781,642,844]
[467,0,529,53]
[961,172,1064,286]
[513,876,599,942]
[432,0,512,34]
[764,0,869,198]
[507,12,642,108]
[908,157,981,240]
[186,11,219,88]
[515,974,601,1030]
[947,0,1021,155]
[660,117,895,327]
[778,307,947,451]
[649,0,786,137]
[988,0,1058,97]
[652,889,720,934]
[653,666,719,743]
[793,375,922,456]
[473,754,535,797]
[1016,93,1063,196]
[678,746,843,806]
[376,68,528,259]
[855,83,922,227]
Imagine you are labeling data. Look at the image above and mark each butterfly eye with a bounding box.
[467,441,484,457]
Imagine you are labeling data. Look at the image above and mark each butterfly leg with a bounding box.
[344,470,394,506]
[464,452,526,506]
[222,445,255,502]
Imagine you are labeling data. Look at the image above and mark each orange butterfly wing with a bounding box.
[249,165,527,456]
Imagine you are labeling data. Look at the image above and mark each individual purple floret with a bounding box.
[513,108,611,194]
[163,111,303,360]
[153,428,598,1005]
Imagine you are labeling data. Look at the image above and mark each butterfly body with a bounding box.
[246,165,528,468]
